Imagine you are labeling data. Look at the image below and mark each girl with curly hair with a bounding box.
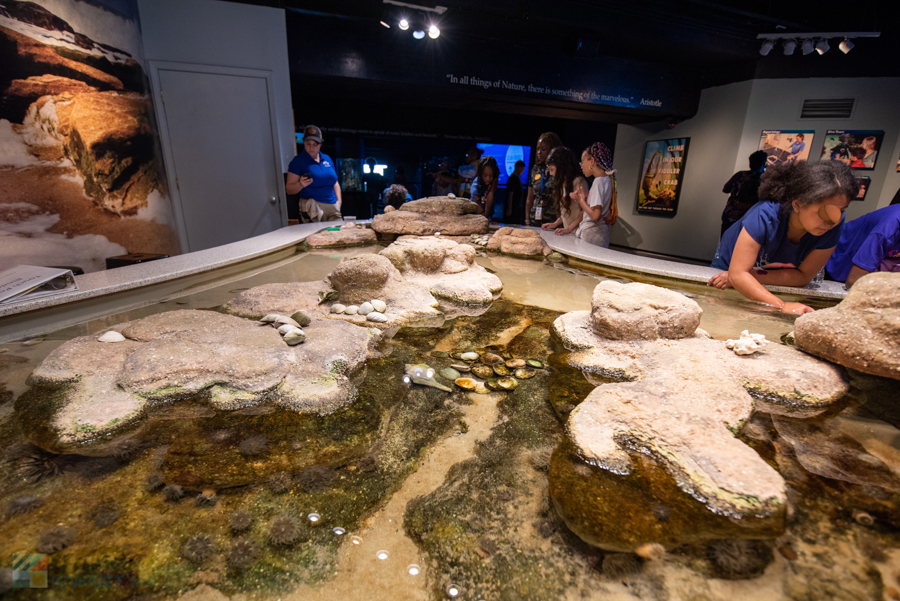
[526,132,564,226]
[470,155,500,218]
[708,161,858,314]
[571,142,619,247]
[540,147,586,235]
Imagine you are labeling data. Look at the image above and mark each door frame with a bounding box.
[148,61,287,253]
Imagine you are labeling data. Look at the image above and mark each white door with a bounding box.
[157,68,284,252]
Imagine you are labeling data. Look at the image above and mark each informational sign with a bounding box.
[758,130,814,166]
[0,266,77,305]
[636,138,690,216]
[820,130,885,171]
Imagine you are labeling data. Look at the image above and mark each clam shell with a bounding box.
[283,330,306,345]
[371,299,387,313]
[455,378,477,390]
[460,352,479,362]
[274,315,301,328]
[474,383,490,394]
[526,359,544,369]
[506,359,526,369]
[259,314,279,323]
[485,379,501,391]
[514,368,536,379]
[344,305,359,315]
[497,377,518,390]
[318,290,339,303]
[277,324,302,335]
[450,363,470,372]
[471,365,494,379]
[450,351,464,360]
[98,331,126,343]
[440,368,461,380]
[366,312,388,323]
[431,351,450,358]
[291,310,312,326]
[330,304,346,314]
[493,364,511,377]
[481,353,504,365]
[358,302,374,315]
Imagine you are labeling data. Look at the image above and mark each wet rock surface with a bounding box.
[25,310,371,449]
[549,282,850,551]
[371,196,489,236]
[305,227,377,248]
[380,236,502,305]
[590,280,702,340]
[794,272,900,381]
[485,227,551,257]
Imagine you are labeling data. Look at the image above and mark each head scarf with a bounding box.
[587,142,618,225]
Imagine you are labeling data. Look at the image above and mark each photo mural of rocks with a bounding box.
[0,0,180,273]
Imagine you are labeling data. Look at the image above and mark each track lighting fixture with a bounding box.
[412,29,425,39]
[398,18,409,30]
[756,31,878,57]
[428,24,440,39]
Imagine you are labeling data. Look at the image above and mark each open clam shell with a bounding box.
[455,378,477,390]
[526,359,545,369]
[450,363,471,372]
[505,359,526,369]
[481,353,504,365]
[485,379,501,391]
[514,368,536,379]
[493,364,512,377]
[471,365,494,379]
[497,377,518,390]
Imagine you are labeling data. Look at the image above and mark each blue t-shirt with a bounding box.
[825,204,900,281]
[288,152,338,204]
[712,201,844,270]
[790,141,805,156]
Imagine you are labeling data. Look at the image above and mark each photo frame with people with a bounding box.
[820,130,884,171]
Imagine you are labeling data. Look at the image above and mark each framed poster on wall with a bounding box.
[819,130,884,170]
[636,138,690,216]
[758,130,814,166]
[854,177,871,201]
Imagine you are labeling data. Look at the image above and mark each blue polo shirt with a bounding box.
[712,201,843,270]
[288,152,338,204]
[826,204,900,281]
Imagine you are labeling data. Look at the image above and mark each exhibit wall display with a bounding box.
[338,159,363,192]
[0,0,179,273]
[758,130,814,166]
[819,130,885,171]
[636,138,690,216]
[854,177,871,201]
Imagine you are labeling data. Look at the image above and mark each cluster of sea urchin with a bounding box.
[227,538,261,569]
[182,533,215,563]
[239,435,269,456]
[267,514,302,546]
[296,465,335,493]
[37,526,75,554]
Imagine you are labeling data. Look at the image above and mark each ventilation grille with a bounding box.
[800,98,855,119]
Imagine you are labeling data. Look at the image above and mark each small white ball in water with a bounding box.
[331,303,346,314]
[376,550,389,560]
[425,368,435,379]
[358,302,374,315]
[460,352,479,361]
[98,331,126,343]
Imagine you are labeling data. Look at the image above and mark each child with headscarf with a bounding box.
[571,142,619,247]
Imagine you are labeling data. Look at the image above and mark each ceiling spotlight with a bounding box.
[380,20,390,28]
[801,39,815,55]
[398,18,409,30]
[815,38,830,54]
[839,37,854,53]
[759,39,775,56]
[782,39,796,55]
[412,29,425,39]
[428,24,440,39]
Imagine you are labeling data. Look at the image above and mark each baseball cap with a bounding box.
[303,125,323,143]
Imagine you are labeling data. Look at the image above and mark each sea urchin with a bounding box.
[267,514,303,546]
[239,435,269,456]
[230,511,253,533]
[227,538,261,569]
[5,496,42,516]
[37,526,75,554]
[182,533,215,563]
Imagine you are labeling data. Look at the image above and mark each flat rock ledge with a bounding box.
[548,282,849,551]
[26,310,372,450]
[794,272,900,381]
[485,227,551,258]
[371,196,489,236]
[380,236,503,306]
[222,254,443,334]
[305,227,377,248]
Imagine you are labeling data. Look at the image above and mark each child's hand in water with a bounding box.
[707,272,730,289]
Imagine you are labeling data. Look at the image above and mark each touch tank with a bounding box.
[0,231,898,601]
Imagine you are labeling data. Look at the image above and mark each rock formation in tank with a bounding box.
[370,196,489,236]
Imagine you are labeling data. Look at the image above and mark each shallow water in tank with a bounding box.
[0,246,897,601]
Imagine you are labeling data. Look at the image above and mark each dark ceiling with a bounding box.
[233,0,900,84]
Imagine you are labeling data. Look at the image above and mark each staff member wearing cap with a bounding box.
[286,125,342,221]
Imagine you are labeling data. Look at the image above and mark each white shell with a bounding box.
[331,304,346,314]
[260,314,279,323]
[371,299,387,313]
[358,302,374,315]
[283,330,306,345]
[460,352,479,361]
[725,330,768,355]
[273,315,301,328]
[98,331,126,343]
[366,311,388,323]
[344,305,359,315]
[278,324,302,335]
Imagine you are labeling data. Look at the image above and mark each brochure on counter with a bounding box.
[0,265,78,305]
